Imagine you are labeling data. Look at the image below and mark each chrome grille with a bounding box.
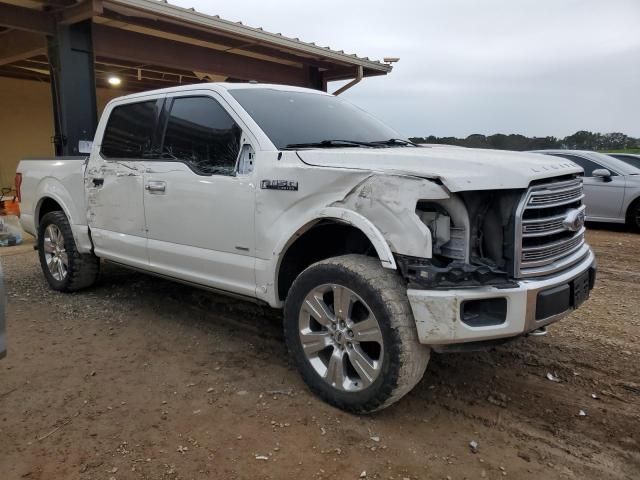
[527,183,584,208]
[515,177,589,277]
[521,229,585,262]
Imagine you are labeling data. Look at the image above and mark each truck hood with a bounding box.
[297,147,582,192]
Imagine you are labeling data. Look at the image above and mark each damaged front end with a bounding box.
[397,190,523,289]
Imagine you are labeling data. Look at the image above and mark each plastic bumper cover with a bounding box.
[407,248,596,345]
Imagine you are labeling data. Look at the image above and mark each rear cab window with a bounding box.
[101,100,161,159]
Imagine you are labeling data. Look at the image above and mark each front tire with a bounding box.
[38,211,99,292]
[284,254,430,413]
[626,199,640,232]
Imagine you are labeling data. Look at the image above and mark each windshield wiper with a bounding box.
[369,138,420,147]
[283,139,380,149]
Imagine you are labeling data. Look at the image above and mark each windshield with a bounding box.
[229,88,403,149]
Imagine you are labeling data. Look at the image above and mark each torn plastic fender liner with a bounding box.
[330,174,450,259]
[318,207,397,269]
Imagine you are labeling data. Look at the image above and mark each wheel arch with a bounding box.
[625,194,640,227]
[34,183,93,253]
[36,196,66,225]
[274,208,397,303]
[34,176,82,226]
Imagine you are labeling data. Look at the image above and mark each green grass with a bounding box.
[600,148,640,154]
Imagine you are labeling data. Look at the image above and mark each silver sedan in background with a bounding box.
[531,150,640,230]
[608,153,640,170]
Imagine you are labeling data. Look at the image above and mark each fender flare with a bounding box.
[317,207,397,269]
[33,178,93,253]
[274,207,397,275]
[34,177,81,226]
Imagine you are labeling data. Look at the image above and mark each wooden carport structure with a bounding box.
[0,0,392,175]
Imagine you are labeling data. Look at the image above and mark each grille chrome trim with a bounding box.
[522,205,586,237]
[518,244,591,278]
[514,177,586,277]
[521,228,585,264]
[525,178,584,209]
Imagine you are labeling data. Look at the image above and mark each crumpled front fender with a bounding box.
[330,174,450,259]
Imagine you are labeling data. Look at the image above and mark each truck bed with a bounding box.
[17,156,88,239]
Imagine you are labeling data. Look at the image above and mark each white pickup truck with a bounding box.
[16,83,596,412]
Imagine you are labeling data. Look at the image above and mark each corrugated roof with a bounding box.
[105,0,392,74]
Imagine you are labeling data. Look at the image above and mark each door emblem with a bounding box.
[260,180,298,191]
[562,209,585,232]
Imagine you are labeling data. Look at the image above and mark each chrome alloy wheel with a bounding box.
[299,284,384,392]
[43,224,68,281]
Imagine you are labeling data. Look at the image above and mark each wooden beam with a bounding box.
[0,4,56,35]
[93,24,308,86]
[0,30,47,66]
[323,67,357,82]
[0,64,49,83]
[97,8,344,70]
[31,0,76,7]
[58,0,103,25]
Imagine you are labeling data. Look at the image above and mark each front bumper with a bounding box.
[407,248,596,345]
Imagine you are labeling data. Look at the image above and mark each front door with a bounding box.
[85,98,163,267]
[557,154,625,220]
[582,174,625,220]
[142,94,256,297]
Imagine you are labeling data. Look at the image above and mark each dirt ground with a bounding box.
[0,226,638,480]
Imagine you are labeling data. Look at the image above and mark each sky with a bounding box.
[171,0,640,139]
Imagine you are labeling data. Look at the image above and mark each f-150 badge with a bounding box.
[260,180,299,191]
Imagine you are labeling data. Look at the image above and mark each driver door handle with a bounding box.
[145,180,166,193]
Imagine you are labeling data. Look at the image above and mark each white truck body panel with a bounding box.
[17,83,596,345]
[18,157,92,252]
[297,148,582,192]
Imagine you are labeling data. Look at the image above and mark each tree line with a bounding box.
[408,131,640,151]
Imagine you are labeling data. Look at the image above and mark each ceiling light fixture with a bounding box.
[108,75,122,86]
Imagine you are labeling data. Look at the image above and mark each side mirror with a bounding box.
[592,169,612,182]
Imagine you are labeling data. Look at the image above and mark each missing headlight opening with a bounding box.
[403,191,523,289]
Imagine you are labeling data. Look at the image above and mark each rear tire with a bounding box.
[284,254,430,413]
[38,211,99,292]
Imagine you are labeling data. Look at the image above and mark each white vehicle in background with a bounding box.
[16,84,596,412]
[531,150,640,230]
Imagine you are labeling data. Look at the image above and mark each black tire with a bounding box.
[37,211,100,292]
[284,254,430,413]
[626,199,640,232]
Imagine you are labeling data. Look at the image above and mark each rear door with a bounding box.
[554,154,625,220]
[86,97,163,267]
[142,92,257,296]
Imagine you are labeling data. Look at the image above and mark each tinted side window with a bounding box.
[553,154,611,177]
[161,96,242,176]
[611,154,640,169]
[101,101,159,159]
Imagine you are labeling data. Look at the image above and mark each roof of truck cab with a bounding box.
[108,82,331,103]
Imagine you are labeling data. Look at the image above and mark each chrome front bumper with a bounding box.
[407,248,596,345]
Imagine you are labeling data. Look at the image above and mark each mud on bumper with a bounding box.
[406,249,596,346]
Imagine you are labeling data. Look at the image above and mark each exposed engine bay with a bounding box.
[396,190,523,289]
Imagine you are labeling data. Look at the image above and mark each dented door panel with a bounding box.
[85,157,148,267]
